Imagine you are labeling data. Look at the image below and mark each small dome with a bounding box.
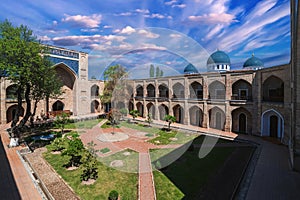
[207,50,231,65]
[243,54,264,69]
[184,64,198,74]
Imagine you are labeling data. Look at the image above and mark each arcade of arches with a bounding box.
[128,67,289,144]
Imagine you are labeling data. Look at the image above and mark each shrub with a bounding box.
[80,151,98,181]
[48,137,66,152]
[62,137,84,167]
[108,190,119,200]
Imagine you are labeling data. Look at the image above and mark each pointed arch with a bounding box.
[232,79,252,100]
[52,100,64,111]
[209,106,225,130]
[189,81,203,99]
[173,104,184,124]
[189,106,203,127]
[261,109,284,138]
[209,81,225,100]
[159,104,169,120]
[263,75,284,102]
[147,84,155,97]
[231,107,252,134]
[91,84,99,98]
[54,63,76,90]
[147,102,155,118]
[91,100,100,113]
[6,105,24,123]
[136,102,143,117]
[172,82,184,99]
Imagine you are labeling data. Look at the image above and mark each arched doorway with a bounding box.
[173,104,184,124]
[147,103,155,118]
[52,100,64,111]
[91,100,100,113]
[159,104,169,120]
[128,101,134,112]
[209,107,225,130]
[270,115,278,138]
[6,105,24,123]
[136,102,143,117]
[239,113,247,133]
[91,85,99,98]
[261,109,284,138]
[189,106,203,127]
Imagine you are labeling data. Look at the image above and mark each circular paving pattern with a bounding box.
[97,132,129,142]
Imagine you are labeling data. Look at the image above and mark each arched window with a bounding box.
[172,83,184,99]
[189,81,203,99]
[91,85,99,98]
[232,80,252,100]
[209,81,225,100]
[263,76,284,102]
[147,84,155,97]
[52,100,64,111]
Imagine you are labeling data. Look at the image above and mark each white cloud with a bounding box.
[62,14,102,28]
[188,13,236,24]
[38,35,51,41]
[170,34,182,38]
[115,12,132,16]
[145,13,165,19]
[119,26,136,34]
[135,9,150,14]
[165,0,177,6]
[138,30,160,38]
[103,25,112,29]
[172,4,186,8]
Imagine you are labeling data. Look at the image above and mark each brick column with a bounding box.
[224,74,232,132]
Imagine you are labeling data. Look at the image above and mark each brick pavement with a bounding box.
[0,124,42,200]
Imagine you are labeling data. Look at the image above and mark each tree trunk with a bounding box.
[10,86,23,138]
[18,83,31,128]
[30,99,39,127]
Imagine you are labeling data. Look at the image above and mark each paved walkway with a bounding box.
[0,124,42,200]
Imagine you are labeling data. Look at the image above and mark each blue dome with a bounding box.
[243,55,264,68]
[207,50,230,65]
[184,64,198,74]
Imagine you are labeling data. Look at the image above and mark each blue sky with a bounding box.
[0,0,291,79]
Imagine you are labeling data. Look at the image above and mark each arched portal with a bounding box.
[189,106,203,127]
[52,100,64,111]
[159,104,169,120]
[159,84,169,98]
[261,109,284,138]
[6,84,19,100]
[189,81,203,99]
[209,81,225,100]
[231,107,252,134]
[147,84,155,97]
[128,101,134,112]
[91,100,100,113]
[173,104,184,124]
[91,85,99,98]
[6,105,24,123]
[172,82,184,99]
[263,76,284,102]
[136,102,143,117]
[147,103,155,118]
[209,107,225,130]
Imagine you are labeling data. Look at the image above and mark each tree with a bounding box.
[54,112,70,135]
[62,137,84,167]
[149,64,154,78]
[0,20,62,140]
[129,110,139,121]
[156,66,160,77]
[100,64,127,105]
[80,150,98,181]
[160,69,164,77]
[164,115,176,130]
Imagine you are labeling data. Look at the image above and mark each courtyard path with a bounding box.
[139,152,156,200]
[0,124,42,200]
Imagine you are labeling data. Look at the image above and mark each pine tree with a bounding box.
[150,64,154,77]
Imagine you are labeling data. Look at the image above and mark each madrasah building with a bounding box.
[0,0,299,170]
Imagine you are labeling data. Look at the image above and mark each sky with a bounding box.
[0,0,291,79]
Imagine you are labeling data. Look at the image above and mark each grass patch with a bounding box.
[98,149,139,173]
[150,135,236,199]
[43,150,138,199]
[100,148,110,154]
[121,122,197,145]
[64,118,103,129]
[100,122,121,129]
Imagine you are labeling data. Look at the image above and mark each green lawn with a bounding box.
[98,149,139,173]
[43,150,138,200]
[120,121,197,145]
[64,118,102,129]
[150,136,236,200]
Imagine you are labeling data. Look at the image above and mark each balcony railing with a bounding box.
[231,95,252,101]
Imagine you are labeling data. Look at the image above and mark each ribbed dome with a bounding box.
[207,50,230,65]
[184,63,198,74]
[243,55,264,68]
